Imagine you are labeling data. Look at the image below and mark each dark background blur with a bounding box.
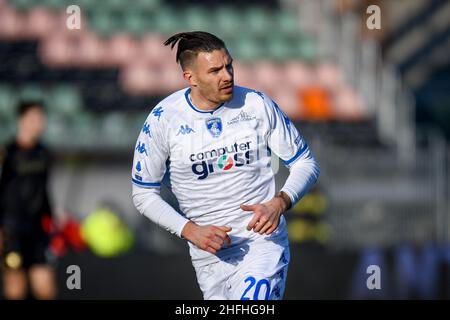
[1,0,450,299]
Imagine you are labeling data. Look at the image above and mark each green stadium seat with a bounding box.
[102,0,128,11]
[43,113,69,146]
[294,35,318,62]
[8,0,37,10]
[275,10,300,36]
[19,84,45,101]
[89,11,121,37]
[100,112,129,147]
[214,7,242,38]
[68,111,97,147]
[77,0,98,11]
[134,0,161,12]
[39,0,68,10]
[45,86,83,119]
[266,36,292,61]
[231,36,264,61]
[124,10,151,36]
[0,85,18,122]
[243,8,270,37]
[184,6,211,32]
[153,7,183,35]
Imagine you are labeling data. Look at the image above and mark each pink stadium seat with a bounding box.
[105,34,139,67]
[253,61,282,91]
[120,62,154,96]
[25,7,57,39]
[282,61,315,90]
[139,34,173,65]
[334,85,365,120]
[161,63,186,92]
[316,62,343,91]
[272,88,301,120]
[0,7,25,40]
[76,32,106,67]
[39,32,75,67]
[234,62,254,89]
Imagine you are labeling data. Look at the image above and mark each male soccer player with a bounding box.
[0,101,56,299]
[132,32,320,300]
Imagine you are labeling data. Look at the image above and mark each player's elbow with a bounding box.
[132,184,156,215]
[311,157,320,183]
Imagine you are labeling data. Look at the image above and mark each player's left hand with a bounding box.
[241,194,289,235]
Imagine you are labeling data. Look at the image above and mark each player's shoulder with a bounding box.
[142,88,188,128]
[233,85,273,106]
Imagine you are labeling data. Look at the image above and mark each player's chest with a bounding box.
[166,109,266,166]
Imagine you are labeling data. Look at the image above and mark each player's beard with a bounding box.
[217,84,234,103]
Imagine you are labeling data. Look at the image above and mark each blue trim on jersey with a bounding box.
[131,178,161,188]
[283,143,308,167]
[184,88,224,115]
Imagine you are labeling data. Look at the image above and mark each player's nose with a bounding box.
[222,68,233,82]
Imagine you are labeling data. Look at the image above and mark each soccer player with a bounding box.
[132,32,320,300]
[0,101,56,299]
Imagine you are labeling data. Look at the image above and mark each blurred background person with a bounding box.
[0,101,56,300]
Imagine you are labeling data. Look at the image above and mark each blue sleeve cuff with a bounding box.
[131,178,161,188]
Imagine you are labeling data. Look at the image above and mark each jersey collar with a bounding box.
[184,88,225,115]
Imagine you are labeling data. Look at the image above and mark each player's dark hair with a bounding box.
[17,100,44,118]
[164,31,226,69]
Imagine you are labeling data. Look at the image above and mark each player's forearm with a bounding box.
[274,191,292,212]
[132,184,189,238]
[280,151,320,208]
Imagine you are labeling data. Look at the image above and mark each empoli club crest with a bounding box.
[206,118,223,138]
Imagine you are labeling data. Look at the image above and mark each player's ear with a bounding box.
[183,69,197,86]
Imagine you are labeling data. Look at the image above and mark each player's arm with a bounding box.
[131,112,189,237]
[131,111,231,254]
[241,94,320,235]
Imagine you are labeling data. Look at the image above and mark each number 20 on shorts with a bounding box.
[240,276,271,300]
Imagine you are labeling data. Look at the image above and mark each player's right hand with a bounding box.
[181,222,232,254]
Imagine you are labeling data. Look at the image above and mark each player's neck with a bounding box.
[189,88,221,111]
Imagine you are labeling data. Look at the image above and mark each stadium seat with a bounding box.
[45,85,83,119]
[266,36,292,60]
[66,110,97,147]
[152,7,183,35]
[0,85,18,121]
[231,36,264,61]
[294,35,317,61]
[214,7,241,38]
[123,10,150,37]
[39,0,67,10]
[100,112,131,146]
[275,10,300,36]
[19,84,45,101]
[183,6,211,32]
[89,11,121,37]
[134,0,161,12]
[243,7,270,37]
[8,0,36,10]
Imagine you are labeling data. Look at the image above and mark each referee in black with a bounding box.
[0,101,56,299]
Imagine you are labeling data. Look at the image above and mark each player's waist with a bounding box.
[188,217,288,267]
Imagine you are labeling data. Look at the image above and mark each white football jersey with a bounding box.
[132,86,310,267]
